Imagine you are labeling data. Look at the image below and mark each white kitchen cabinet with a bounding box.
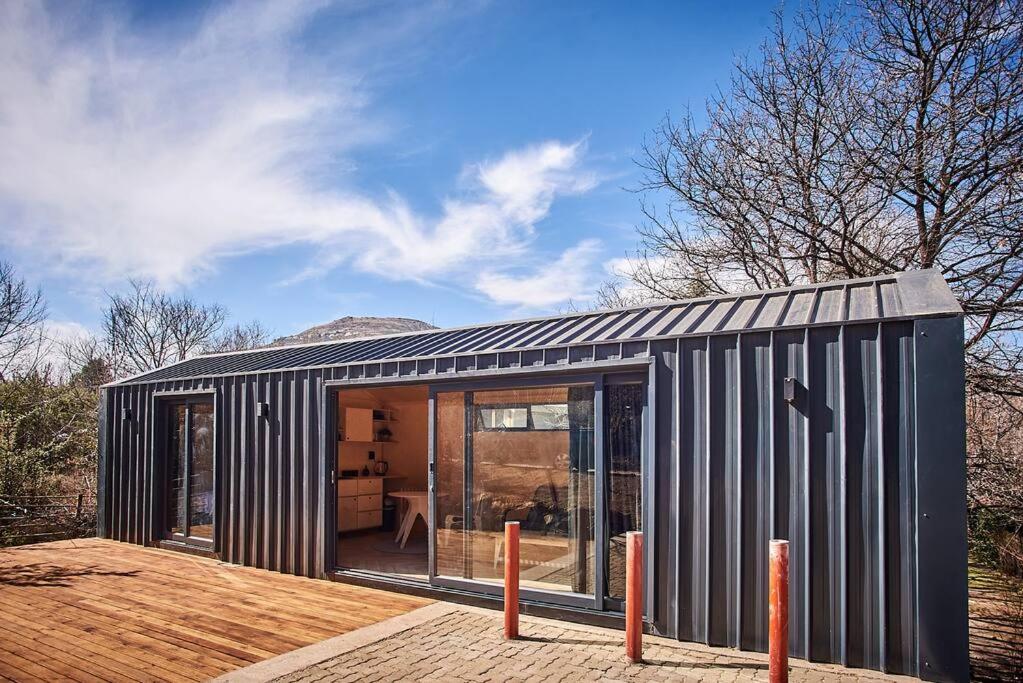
[337,477,384,531]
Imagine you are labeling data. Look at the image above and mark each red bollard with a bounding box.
[504,521,520,639]
[625,531,643,663]
[769,539,789,683]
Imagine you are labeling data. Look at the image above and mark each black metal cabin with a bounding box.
[98,269,969,681]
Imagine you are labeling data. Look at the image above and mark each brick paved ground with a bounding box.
[259,605,906,683]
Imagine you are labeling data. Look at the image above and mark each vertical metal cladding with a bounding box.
[99,370,326,579]
[97,301,968,681]
[671,320,965,679]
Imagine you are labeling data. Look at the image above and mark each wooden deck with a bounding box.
[0,538,431,682]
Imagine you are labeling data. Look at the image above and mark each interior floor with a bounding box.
[337,527,428,581]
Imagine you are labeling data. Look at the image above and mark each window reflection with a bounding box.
[188,403,214,540]
[166,405,187,536]
[606,383,643,599]
[436,385,595,595]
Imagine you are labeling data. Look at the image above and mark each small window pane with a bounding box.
[478,406,528,430]
[531,404,569,430]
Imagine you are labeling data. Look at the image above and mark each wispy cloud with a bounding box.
[342,139,598,282]
[476,239,602,310]
[0,1,603,310]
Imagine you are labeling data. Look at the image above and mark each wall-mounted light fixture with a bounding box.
[783,377,798,405]
[257,402,270,419]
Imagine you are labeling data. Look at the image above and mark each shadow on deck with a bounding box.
[970,564,1023,681]
[0,562,140,587]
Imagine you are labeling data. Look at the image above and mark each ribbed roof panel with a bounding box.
[113,270,960,385]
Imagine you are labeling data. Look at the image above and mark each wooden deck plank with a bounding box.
[0,592,238,678]
[0,639,65,682]
[0,538,432,682]
[17,587,269,664]
[0,601,188,682]
[0,620,139,683]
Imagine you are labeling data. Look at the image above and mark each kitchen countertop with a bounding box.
[337,474,407,480]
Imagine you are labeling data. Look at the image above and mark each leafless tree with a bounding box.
[208,320,271,353]
[0,261,47,380]
[103,280,226,377]
[613,0,1023,394]
[60,334,112,388]
[967,391,1023,573]
[855,0,1023,394]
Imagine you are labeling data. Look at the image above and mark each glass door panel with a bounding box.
[188,403,215,541]
[163,399,215,547]
[605,383,644,601]
[166,404,187,537]
[434,384,595,601]
[430,375,643,612]
[434,391,466,577]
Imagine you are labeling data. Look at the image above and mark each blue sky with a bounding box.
[0,1,776,342]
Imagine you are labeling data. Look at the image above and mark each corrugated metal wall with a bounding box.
[98,314,968,681]
[666,319,966,680]
[100,369,328,578]
[97,356,650,580]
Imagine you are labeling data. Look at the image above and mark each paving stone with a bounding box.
[265,607,910,683]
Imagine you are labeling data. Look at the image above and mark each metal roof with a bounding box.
[113,269,961,386]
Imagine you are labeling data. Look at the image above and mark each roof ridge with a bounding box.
[176,271,908,361]
[106,269,958,387]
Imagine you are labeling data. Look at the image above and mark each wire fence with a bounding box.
[0,494,96,547]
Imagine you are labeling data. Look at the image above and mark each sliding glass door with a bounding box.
[603,380,644,607]
[163,399,215,548]
[430,374,644,611]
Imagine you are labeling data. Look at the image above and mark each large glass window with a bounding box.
[435,384,596,596]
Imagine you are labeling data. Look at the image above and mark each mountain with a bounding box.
[269,316,436,347]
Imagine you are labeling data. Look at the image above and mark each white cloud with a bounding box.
[0,1,602,311]
[347,139,597,281]
[477,139,597,224]
[43,320,93,343]
[601,255,666,304]
[476,239,602,309]
[33,320,93,375]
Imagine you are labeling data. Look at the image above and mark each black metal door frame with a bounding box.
[157,395,216,549]
[426,370,649,612]
[599,371,648,612]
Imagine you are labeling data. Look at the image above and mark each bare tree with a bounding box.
[0,261,47,380]
[103,280,226,377]
[967,391,1023,573]
[854,0,1023,393]
[60,334,112,388]
[208,320,271,353]
[615,0,1023,394]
